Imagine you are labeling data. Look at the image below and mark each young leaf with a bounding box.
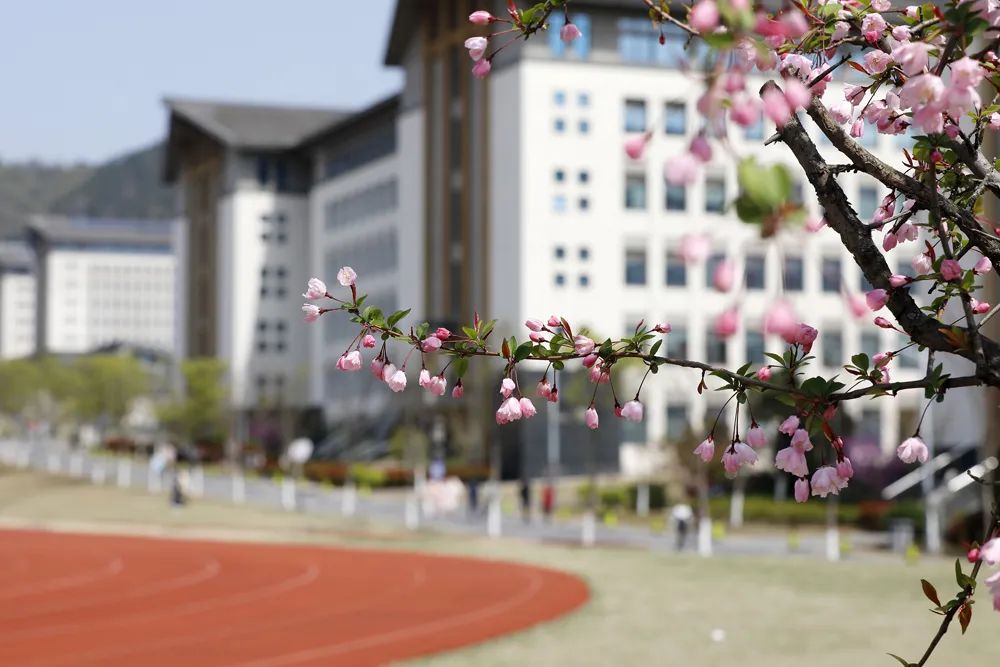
[387,308,410,328]
[959,603,972,634]
[920,579,941,607]
[886,654,914,667]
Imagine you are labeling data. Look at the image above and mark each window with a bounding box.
[822,330,843,367]
[744,113,765,140]
[666,404,689,442]
[857,409,881,443]
[861,332,880,359]
[256,156,270,186]
[665,252,687,287]
[781,255,803,291]
[665,102,686,135]
[579,170,589,184]
[625,99,647,133]
[579,197,590,210]
[554,246,565,260]
[745,330,765,364]
[859,186,879,220]
[666,325,687,358]
[554,90,566,106]
[554,169,565,182]
[553,195,567,212]
[821,257,842,292]
[897,335,922,369]
[705,176,726,213]
[745,254,766,290]
[579,274,590,287]
[665,182,686,211]
[579,120,590,134]
[554,118,566,133]
[578,92,590,107]
[861,122,879,148]
[555,273,566,286]
[625,249,647,285]
[579,247,590,260]
[625,174,647,209]
[706,252,725,289]
[706,331,727,364]
[618,18,686,67]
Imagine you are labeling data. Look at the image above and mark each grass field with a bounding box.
[0,468,993,667]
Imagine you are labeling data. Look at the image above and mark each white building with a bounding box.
[0,241,36,359]
[26,216,178,355]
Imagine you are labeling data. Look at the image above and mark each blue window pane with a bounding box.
[625,249,647,285]
[554,90,566,106]
[549,14,566,57]
[665,102,686,135]
[625,100,646,132]
[578,92,590,107]
[573,14,591,59]
[625,174,646,209]
[553,195,566,212]
[579,119,590,134]
[555,273,566,286]
[554,118,566,133]
[858,186,878,219]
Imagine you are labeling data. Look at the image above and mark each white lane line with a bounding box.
[0,556,125,600]
[233,568,548,667]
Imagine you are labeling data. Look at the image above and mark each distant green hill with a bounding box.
[0,143,175,239]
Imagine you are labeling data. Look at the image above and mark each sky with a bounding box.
[0,0,402,164]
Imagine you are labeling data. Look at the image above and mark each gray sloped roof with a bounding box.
[27,215,176,248]
[163,97,348,150]
[0,240,34,272]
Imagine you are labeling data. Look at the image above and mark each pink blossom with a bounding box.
[871,0,891,11]
[468,10,493,25]
[525,318,544,332]
[464,36,488,61]
[892,42,930,76]
[560,22,582,43]
[589,361,610,384]
[775,446,809,477]
[975,257,993,273]
[912,253,933,274]
[622,400,644,422]
[892,25,912,42]
[778,415,800,435]
[302,304,321,322]
[810,466,847,497]
[418,368,432,388]
[785,323,818,353]
[472,59,492,79]
[714,306,740,338]
[585,407,599,430]
[940,259,962,281]
[783,78,812,110]
[712,259,736,292]
[519,397,537,418]
[861,13,887,43]
[950,57,986,89]
[429,374,447,397]
[980,538,1000,566]
[900,74,946,133]
[874,316,896,329]
[873,351,893,368]
[303,278,327,300]
[756,366,772,381]
[746,424,767,449]
[723,72,745,94]
[694,436,715,462]
[889,274,910,288]
[989,113,1000,130]
[986,571,1000,612]
[582,354,599,368]
[831,21,850,42]
[652,323,672,334]
[678,235,711,263]
[790,428,814,452]
[844,84,866,107]
[764,301,798,338]
[971,298,991,314]
[850,119,864,138]
[828,99,853,124]
[500,377,516,398]
[730,97,760,127]
[722,441,757,474]
[904,5,919,19]
[361,334,377,349]
[338,350,362,372]
[387,368,407,393]
[370,358,385,379]
[337,266,357,287]
[547,315,561,327]
[837,457,855,481]
[863,50,893,75]
[574,335,595,356]
[689,0,720,33]
[846,293,868,319]
[529,332,546,343]
[537,378,552,398]
[665,152,701,185]
[625,133,649,160]
[806,216,826,233]
[434,327,451,340]
[762,88,792,127]
[866,288,889,311]
[690,135,713,162]
[780,10,809,39]
[896,436,929,464]
[421,336,442,352]
[452,382,464,399]
[794,478,810,503]
[495,396,522,424]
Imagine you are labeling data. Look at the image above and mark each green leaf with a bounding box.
[387,308,410,328]
[851,353,870,372]
[553,360,564,371]
[453,357,469,378]
[886,654,914,667]
[514,342,534,362]
[649,339,662,357]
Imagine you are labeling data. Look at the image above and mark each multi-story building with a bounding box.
[26,216,178,355]
[0,241,36,359]
[164,0,985,475]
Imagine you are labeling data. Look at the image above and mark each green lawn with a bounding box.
[0,468,993,667]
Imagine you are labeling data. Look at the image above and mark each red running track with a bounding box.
[0,529,589,666]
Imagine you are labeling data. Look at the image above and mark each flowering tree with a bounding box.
[305,1,1000,663]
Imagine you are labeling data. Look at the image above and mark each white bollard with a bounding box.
[47,452,61,474]
[148,465,162,493]
[190,466,205,498]
[231,472,246,504]
[581,511,596,547]
[280,477,297,511]
[405,493,420,530]
[69,453,84,478]
[487,494,502,538]
[698,518,714,557]
[825,497,841,562]
[636,483,650,518]
[341,482,357,516]
[117,459,131,488]
[91,464,106,485]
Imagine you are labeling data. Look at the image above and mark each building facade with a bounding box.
[0,241,36,359]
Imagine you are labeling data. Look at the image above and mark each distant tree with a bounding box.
[157,358,228,446]
[70,355,149,433]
